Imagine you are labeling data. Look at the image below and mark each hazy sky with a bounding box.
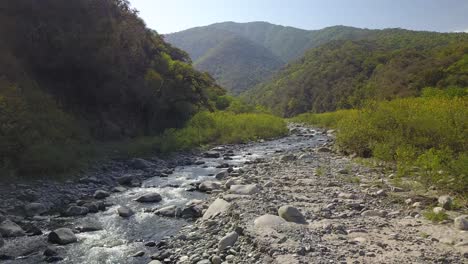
[129,0,468,34]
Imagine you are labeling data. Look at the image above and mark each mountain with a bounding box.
[165,22,373,93]
[194,36,284,94]
[244,29,468,116]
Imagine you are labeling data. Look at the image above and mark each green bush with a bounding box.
[292,89,468,194]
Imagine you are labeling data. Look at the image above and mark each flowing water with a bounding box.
[2,127,325,264]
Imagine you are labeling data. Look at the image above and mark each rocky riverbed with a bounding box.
[1,125,467,264]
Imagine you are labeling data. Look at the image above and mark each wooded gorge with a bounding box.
[0,0,225,176]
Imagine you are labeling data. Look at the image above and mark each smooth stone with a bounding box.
[254,214,286,229]
[454,215,468,230]
[136,193,162,203]
[199,181,222,192]
[229,184,260,195]
[24,202,47,217]
[438,195,452,209]
[77,220,103,232]
[48,228,77,245]
[433,207,446,214]
[112,186,127,193]
[0,220,25,237]
[278,205,306,224]
[93,190,110,200]
[361,210,386,217]
[65,206,89,216]
[211,255,222,264]
[117,206,134,217]
[215,170,229,180]
[203,198,231,220]
[218,231,239,251]
[155,205,178,217]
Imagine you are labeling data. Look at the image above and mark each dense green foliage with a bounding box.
[166,22,373,93]
[0,0,225,177]
[194,36,284,94]
[246,30,468,116]
[292,88,468,194]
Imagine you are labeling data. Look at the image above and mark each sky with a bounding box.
[129,0,468,34]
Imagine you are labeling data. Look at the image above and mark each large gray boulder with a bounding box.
[48,228,77,245]
[454,215,468,231]
[0,220,25,237]
[135,193,162,203]
[203,198,231,220]
[229,184,259,195]
[278,205,306,224]
[65,206,89,216]
[218,231,238,251]
[254,214,286,229]
[198,181,222,192]
[24,202,47,217]
[117,206,134,218]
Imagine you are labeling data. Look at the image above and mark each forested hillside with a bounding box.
[245,30,468,116]
[194,36,284,94]
[165,22,373,93]
[0,0,224,175]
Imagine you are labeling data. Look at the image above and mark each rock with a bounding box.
[194,160,205,165]
[203,198,231,220]
[317,147,331,153]
[132,251,145,257]
[115,175,135,185]
[0,237,4,248]
[218,231,239,251]
[112,186,127,193]
[224,178,239,189]
[278,205,306,224]
[0,220,25,237]
[229,184,259,195]
[338,193,358,199]
[18,189,38,202]
[254,214,286,229]
[374,189,387,197]
[454,215,468,230]
[361,210,386,217]
[155,205,179,217]
[211,255,222,264]
[281,154,296,162]
[46,256,64,263]
[93,190,110,200]
[77,220,103,232]
[65,206,89,216]
[298,154,313,160]
[136,193,162,203]
[180,204,203,219]
[117,206,134,217]
[24,202,47,217]
[412,202,422,208]
[215,170,229,180]
[130,158,153,169]
[43,246,58,256]
[433,207,446,214]
[203,151,220,158]
[337,169,349,174]
[83,202,99,213]
[144,241,156,247]
[438,195,453,210]
[48,228,77,245]
[148,261,162,264]
[199,181,222,192]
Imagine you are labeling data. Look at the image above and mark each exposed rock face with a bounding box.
[0,220,25,237]
[48,228,77,245]
[278,205,306,224]
[135,193,162,203]
[203,198,231,220]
